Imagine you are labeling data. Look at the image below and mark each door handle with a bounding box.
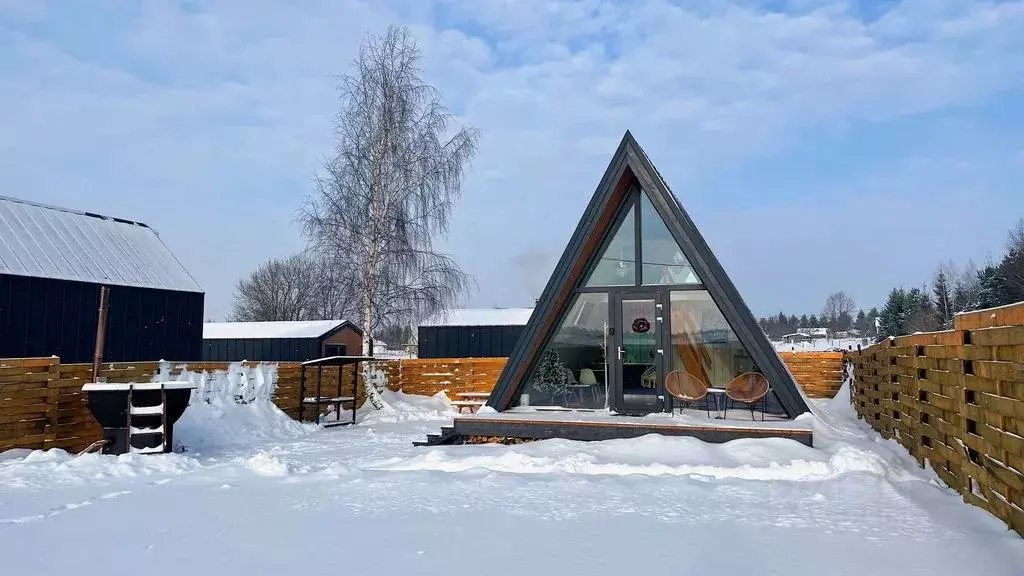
[657,349,664,355]
[617,346,625,360]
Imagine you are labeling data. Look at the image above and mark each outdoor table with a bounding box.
[706,388,728,419]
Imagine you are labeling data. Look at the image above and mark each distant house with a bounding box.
[202,320,362,362]
[418,308,534,358]
[0,195,204,363]
[782,328,830,344]
[781,333,813,344]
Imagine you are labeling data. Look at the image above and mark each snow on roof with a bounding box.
[421,308,535,327]
[203,320,357,340]
[0,195,202,293]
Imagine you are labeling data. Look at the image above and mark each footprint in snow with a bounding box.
[100,490,132,499]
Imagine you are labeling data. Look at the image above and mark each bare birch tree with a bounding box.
[301,25,477,408]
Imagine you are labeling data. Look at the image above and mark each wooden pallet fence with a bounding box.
[384,354,845,399]
[0,359,385,453]
[778,352,846,398]
[1,351,848,453]
[389,357,507,397]
[848,302,1024,536]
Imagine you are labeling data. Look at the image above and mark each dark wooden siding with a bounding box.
[201,337,323,362]
[0,274,203,363]
[417,325,524,359]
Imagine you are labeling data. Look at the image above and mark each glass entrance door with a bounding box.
[612,292,664,414]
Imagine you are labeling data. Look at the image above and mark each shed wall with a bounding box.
[417,325,524,358]
[201,338,321,362]
[323,326,362,356]
[0,274,203,363]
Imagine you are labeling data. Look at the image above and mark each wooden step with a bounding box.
[130,405,164,416]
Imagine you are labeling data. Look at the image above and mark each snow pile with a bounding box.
[0,448,201,489]
[366,380,917,485]
[367,432,902,482]
[773,337,865,352]
[153,360,278,405]
[244,451,293,477]
[173,362,317,453]
[355,389,456,426]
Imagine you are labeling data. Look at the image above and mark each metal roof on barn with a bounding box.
[420,308,535,327]
[203,320,361,340]
[0,195,202,293]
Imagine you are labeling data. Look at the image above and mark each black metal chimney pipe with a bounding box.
[92,286,110,382]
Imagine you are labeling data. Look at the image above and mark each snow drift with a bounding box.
[170,362,318,453]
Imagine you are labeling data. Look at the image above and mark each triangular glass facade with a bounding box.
[584,204,636,287]
[640,192,700,285]
[490,132,809,419]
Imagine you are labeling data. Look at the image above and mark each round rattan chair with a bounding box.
[664,370,711,418]
[725,372,770,420]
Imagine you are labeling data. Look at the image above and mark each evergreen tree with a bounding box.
[906,287,937,332]
[933,267,955,329]
[998,249,1024,304]
[776,312,789,336]
[866,307,880,337]
[835,310,854,332]
[953,259,981,312]
[533,349,569,398]
[799,314,809,328]
[854,309,867,333]
[789,315,800,331]
[977,265,1013,309]
[878,288,910,340]
[808,314,820,327]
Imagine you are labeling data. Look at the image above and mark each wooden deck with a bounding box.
[419,411,814,447]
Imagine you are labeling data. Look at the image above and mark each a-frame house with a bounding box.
[486,131,810,419]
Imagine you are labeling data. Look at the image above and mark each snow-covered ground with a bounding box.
[773,337,867,352]
[2,389,1022,575]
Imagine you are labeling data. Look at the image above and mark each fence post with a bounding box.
[43,357,61,448]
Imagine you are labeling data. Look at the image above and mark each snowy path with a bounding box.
[1,391,1022,576]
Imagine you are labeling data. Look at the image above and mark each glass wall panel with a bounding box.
[585,205,636,286]
[668,291,756,389]
[641,192,700,285]
[515,293,608,409]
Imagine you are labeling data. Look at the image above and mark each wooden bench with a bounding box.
[304,396,355,427]
[450,400,486,414]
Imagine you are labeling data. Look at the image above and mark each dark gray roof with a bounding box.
[0,195,203,293]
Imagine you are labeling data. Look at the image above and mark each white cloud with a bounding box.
[0,0,1021,317]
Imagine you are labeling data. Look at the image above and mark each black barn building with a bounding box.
[202,320,364,362]
[0,196,205,363]
[417,308,533,359]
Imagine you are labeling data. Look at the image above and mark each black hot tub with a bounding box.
[82,382,196,455]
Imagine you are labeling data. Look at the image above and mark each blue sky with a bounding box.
[1,0,1022,320]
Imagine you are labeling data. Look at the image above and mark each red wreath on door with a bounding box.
[632,317,651,333]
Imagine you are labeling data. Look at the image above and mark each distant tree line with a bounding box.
[761,218,1024,342]
[759,291,877,340]
[760,219,1024,343]
[874,218,1024,339]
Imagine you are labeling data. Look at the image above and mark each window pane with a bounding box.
[668,291,755,390]
[585,205,636,286]
[516,293,608,409]
[641,193,700,285]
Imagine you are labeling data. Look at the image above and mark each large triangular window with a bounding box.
[584,204,636,287]
[640,192,700,285]
[487,131,810,420]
